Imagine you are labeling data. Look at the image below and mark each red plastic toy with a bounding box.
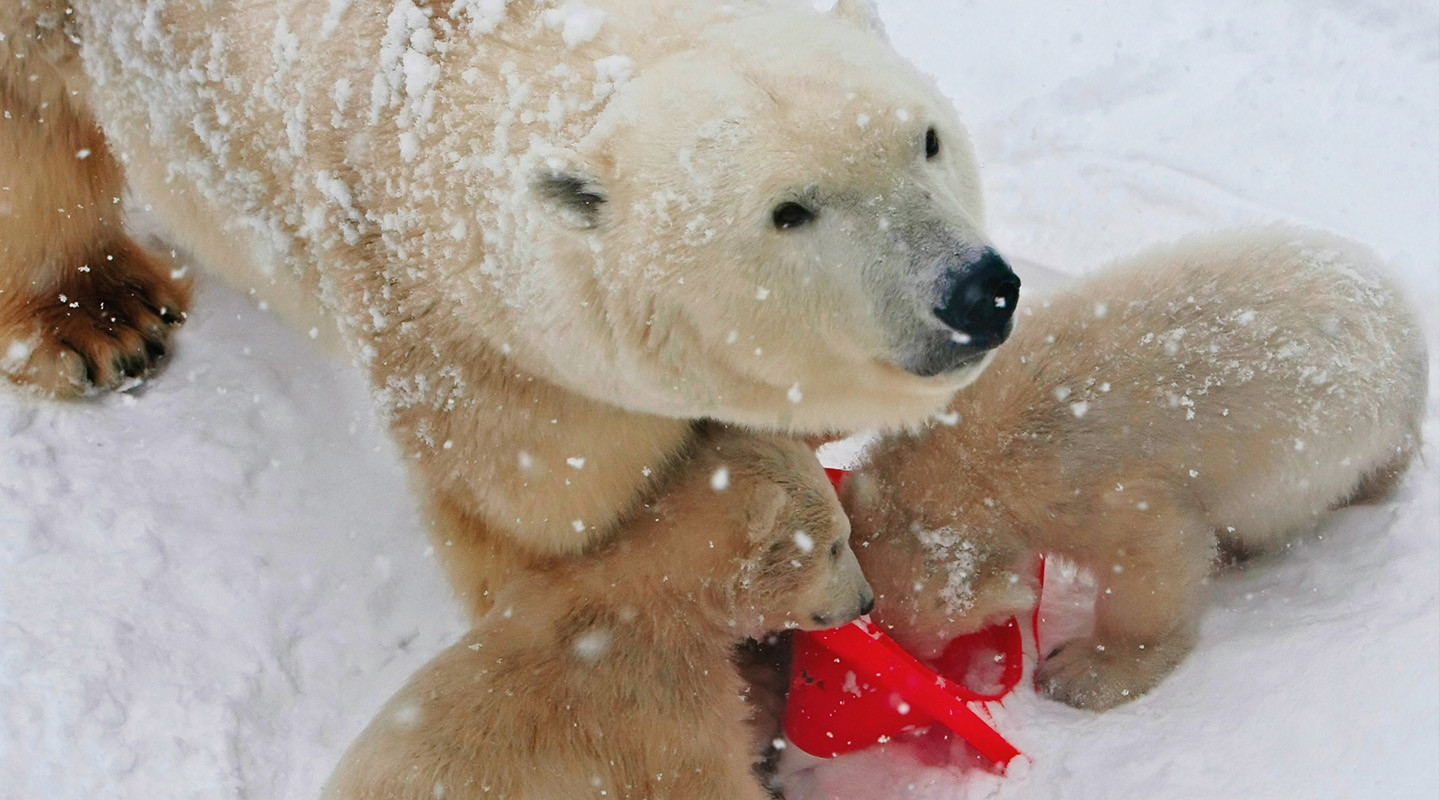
[783,467,1033,771]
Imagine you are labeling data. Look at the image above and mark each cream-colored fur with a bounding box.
[1,0,1007,621]
[322,428,871,800]
[845,227,1428,710]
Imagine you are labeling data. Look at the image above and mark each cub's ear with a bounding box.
[830,0,889,41]
[745,483,789,543]
[531,159,607,229]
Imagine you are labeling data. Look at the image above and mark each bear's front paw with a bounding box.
[1035,633,1192,710]
[2,238,190,397]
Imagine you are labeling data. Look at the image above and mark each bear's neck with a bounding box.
[378,331,698,542]
[362,310,699,619]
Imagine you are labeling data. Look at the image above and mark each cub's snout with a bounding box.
[806,543,876,630]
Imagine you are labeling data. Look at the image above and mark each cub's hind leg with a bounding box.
[1342,447,1419,508]
[0,17,189,397]
[1033,482,1214,710]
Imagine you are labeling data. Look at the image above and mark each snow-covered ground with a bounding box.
[2,1,1436,799]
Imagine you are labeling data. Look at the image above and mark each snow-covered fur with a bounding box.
[322,428,871,800]
[0,0,1007,619]
[844,227,1428,710]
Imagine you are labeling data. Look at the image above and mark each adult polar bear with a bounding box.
[0,0,1018,617]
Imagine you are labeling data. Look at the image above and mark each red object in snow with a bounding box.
[822,467,851,491]
[785,617,1023,768]
[786,467,1025,770]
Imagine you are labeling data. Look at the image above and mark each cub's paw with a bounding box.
[1,238,190,398]
[1035,634,1191,710]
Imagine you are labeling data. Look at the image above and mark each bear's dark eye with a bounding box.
[830,540,843,559]
[925,126,940,160]
[772,202,816,230]
[535,171,607,228]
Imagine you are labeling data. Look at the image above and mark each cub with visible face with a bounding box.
[322,429,873,800]
[1,0,1019,618]
[845,227,1428,710]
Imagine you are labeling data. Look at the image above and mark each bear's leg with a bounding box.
[1033,486,1213,710]
[0,28,189,397]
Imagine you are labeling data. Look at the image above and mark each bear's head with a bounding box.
[517,2,1019,434]
[678,429,873,636]
[574,427,870,637]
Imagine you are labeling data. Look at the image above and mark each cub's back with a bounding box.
[974,227,1425,537]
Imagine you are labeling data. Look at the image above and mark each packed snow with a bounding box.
[2,1,1437,799]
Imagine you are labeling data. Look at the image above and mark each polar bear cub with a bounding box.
[323,428,872,800]
[844,227,1427,710]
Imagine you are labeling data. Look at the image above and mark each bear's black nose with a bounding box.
[859,592,875,617]
[933,249,1020,349]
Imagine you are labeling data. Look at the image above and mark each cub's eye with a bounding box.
[830,540,843,559]
[772,202,816,230]
[925,126,940,160]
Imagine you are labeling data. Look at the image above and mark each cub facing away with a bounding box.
[323,428,873,800]
[845,227,1428,710]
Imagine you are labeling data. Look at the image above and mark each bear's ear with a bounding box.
[531,160,608,230]
[744,483,789,543]
[830,0,889,41]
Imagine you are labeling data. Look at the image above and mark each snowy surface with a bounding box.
[2,1,1437,799]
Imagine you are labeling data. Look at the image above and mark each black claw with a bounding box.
[143,336,167,362]
[115,352,147,379]
[134,294,163,318]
